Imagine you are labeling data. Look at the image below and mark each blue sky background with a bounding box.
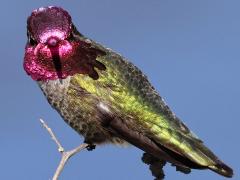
[0,0,239,180]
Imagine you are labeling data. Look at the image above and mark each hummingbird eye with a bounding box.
[29,36,37,45]
[27,31,37,45]
[66,31,74,41]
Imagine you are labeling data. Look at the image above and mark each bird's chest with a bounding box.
[37,77,114,143]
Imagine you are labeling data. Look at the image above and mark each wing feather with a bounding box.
[72,35,233,177]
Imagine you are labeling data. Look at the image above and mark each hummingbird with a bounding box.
[24,6,233,178]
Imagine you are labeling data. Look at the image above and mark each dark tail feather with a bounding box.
[152,138,234,178]
[209,160,233,178]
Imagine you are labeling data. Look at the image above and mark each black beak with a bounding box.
[46,37,63,80]
[49,46,63,81]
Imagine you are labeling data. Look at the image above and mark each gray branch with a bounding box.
[39,118,88,180]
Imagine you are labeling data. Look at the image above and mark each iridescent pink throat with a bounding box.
[24,39,106,81]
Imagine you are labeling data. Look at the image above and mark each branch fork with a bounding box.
[39,118,88,180]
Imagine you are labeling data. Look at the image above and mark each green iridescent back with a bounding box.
[67,35,220,168]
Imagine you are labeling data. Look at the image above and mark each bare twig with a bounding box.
[39,119,65,153]
[39,118,88,180]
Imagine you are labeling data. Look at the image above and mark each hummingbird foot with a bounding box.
[142,153,166,180]
[84,140,96,151]
[171,163,191,174]
[86,144,96,151]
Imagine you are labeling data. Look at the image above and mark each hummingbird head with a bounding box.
[24,6,106,81]
[27,6,72,45]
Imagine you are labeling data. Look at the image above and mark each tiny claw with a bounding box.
[86,144,96,151]
[171,163,191,174]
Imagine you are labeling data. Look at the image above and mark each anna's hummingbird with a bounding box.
[24,6,233,178]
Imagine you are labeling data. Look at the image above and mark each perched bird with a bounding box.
[24,6,233,178]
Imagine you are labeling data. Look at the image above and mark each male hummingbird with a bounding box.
[24,6,233,178]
